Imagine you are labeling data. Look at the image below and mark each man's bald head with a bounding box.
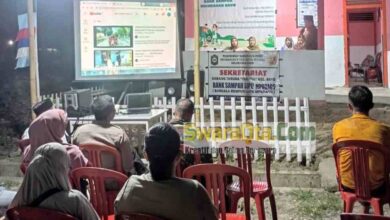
[174,99,194,122]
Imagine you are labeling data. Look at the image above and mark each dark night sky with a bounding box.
[0,0,184,132]
[0,0,76,93]
[0,0,185,94]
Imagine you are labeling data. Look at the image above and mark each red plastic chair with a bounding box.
[115,212,166,220]
[183,164,251,220]
[6,207,76,220]
[332,140,390,215]
[20,163,28,174]
[17,139,30,153]
[18,139,30,174]
[341,213,390,220]
[79,143,123,173]
[71,167,128,220]
[219,140,277,220]
[175,143,202,178]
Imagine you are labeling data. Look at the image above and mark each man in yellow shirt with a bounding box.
[333,85,390,195]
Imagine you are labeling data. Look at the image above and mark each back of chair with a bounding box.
[17,139,30,153]
[71,167,128,218]
[219,140,272,186]
[332,140,390,200]
[183,164,251,220]
[341,213,390,220]
[175,143,202,178]
[79,143,123,173]
[116,212,166,220]
[6,207,76,220]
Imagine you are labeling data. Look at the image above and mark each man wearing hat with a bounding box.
[21,99,54,140]
[300,15,318,50]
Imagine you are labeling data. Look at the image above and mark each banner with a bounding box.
[297,0,318,27]
[199,0,276,51]
[208,51,280,97]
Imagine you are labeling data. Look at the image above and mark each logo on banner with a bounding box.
[210,54,219,66]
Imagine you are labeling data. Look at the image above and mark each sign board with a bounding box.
[199,0,276,51]
[297,0,318,27]
[208,51,280,97]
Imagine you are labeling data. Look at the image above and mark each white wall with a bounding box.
[279,51,325,100]
[376,43,382,54]
[185,38,195,51]
[349,46,375,66]
[324,35,345,87]
[388,51,390,87]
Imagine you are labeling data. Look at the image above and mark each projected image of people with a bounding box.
[94,50,133,68]
[94,26,133,48]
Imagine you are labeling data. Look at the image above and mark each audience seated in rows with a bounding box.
[22,109,88,170]
[9,143,99,220]
[333,85,390,195]
[72,95,145,175]
[114,123,218,220]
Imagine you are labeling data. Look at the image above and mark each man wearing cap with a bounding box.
[21,99,55,140]
[300,15,318,50]
[246,36,260,51]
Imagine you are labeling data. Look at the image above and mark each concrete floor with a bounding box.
[326,86,390,104]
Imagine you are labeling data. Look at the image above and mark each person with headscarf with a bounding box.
[246,36,260,51]
[223,36,244,52]
[8,143,99,220]
[294,34,306,50]
[114,123,217,220]
[281,37,294,51]
[21,109,88,171]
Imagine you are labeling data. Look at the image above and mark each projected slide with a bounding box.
[94,26,133,48]
[76,0,178,80]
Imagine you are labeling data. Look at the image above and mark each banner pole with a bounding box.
[193,0,200,124]
[27,0,39,119]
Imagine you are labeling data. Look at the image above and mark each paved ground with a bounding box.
[326,86,390,104]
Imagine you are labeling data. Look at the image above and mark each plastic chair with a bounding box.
[350,55,375,82]
[17,139,30,153]
[219,140,277,220]
[332,140,390,215]
[20,163,28,174]
[183,164,251,220]
[79,143,123,173]
[175,143,202,178]
[6,206,76,220]
[115,212,166,220]
[341,213,390,220]
[71,167,128,220]
[18,139,30,174]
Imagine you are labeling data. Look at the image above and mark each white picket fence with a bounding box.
[153,96,314,166]
[40,87,103,109]
[42,90,314,165]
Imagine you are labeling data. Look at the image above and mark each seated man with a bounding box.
[114,123,218,220]
[169,98,194,126]
[22,99,53,140]
[169,98,213,167]
[72,95,145,175]
[333,85,390,195]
